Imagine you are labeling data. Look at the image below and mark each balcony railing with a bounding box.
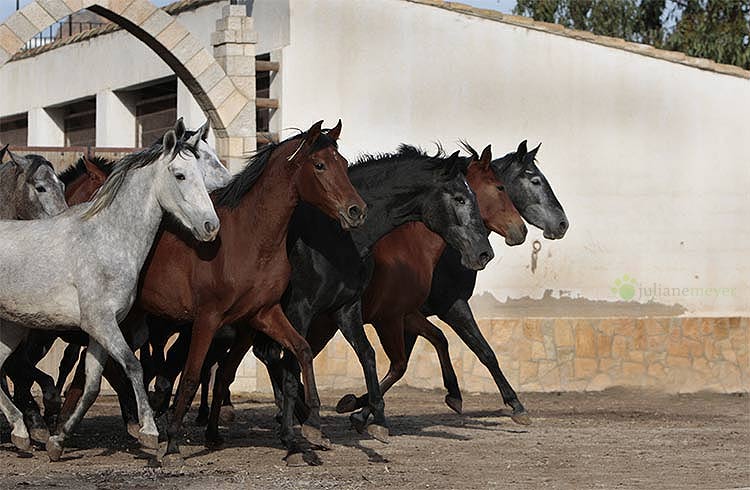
[23,18,107,51]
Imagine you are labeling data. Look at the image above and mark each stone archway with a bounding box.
[0,0,255,167]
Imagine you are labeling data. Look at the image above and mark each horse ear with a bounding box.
[198,119,210,142]
[82,156,104,179]
[174,118,186,141]
[162,130,178,158]
[287,120,324,162]
[525,142,541,165]
[479,144,492,168]
[516,140,528,160]
[327,119,343,141]
[446,150,462,178]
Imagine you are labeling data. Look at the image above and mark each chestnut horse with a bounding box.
[137,120,366,465]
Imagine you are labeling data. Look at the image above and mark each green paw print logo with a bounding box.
[612,275,637,300]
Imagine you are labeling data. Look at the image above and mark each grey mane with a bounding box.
[83,140,196,219]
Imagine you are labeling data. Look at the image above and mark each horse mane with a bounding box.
[82,139,197,220]
[15,154,54,183]
[213,130,338,209]
[350,143,464,190]
[58,156,112,185]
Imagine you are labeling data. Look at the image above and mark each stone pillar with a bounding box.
[96,90,136,148]
[27,107,64,147]
[211,3,257,172]
[177,79,216,147]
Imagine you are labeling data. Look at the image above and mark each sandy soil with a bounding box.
[0,387,747,490]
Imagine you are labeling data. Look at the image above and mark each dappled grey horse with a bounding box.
[0,146,67,219]
[0,129,220,461]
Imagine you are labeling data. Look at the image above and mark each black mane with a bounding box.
[58,156,112,185]
[22,155,55,182]
[213,130,338,209]
[349,143,464,192]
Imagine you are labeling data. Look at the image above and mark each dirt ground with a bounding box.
[0,387,747,490]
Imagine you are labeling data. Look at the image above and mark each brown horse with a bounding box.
[306,144,526,428]
[136,120,365,464]
[63,156,110,206]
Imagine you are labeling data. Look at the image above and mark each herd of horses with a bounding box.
[0,118,568,466]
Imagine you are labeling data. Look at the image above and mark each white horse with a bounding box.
[0,128,220,460]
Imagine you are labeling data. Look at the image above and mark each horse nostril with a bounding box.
[479,251,491,265]
[347,205,362,219]
[204,221,217,234]
[560,220,568,231]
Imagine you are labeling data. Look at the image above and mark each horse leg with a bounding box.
[194,358,212,427]
[250,305,326,450]
[46,341,106,461]
[405,312,463,414]
[84,314,159,451]
[102,359,140,440]
[439,299,530,425]
[163,313,222,465]
[0,322,32,452]
[57,349,85,428]
[56,343,81,393]
[205,328,253,448]
[332,301,389,442]
[347,316,407,431]
[153,328,191,416]
[5,350,49,444]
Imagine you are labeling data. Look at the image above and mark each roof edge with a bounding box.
[406,0,750,80]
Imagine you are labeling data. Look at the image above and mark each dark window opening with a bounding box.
[0,113,28,146]
[256,53,272,146]
[131,79,178,147]
[63,98,96,147]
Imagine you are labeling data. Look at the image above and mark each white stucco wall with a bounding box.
[279,0,750,317]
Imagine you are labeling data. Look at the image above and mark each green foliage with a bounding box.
[512,0,750,69]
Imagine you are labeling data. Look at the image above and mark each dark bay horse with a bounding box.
[303,143,526,429]
[339,141,567,424]
[136,120,366,465]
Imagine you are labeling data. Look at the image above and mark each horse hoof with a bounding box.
[285,452,307,467]
[194,414,208,427]
[511,410,532,426]
[336,394,358,414]
[366,424,390,443]
[160,452,184,468]
[445,395,463,415]
[349,413,366,434]
[30,426,51,445]
[301,424,331,451]
[45,437,63,461]
[12,434,32,453]
[126,422,140,440]
[218,406,235,426]
[204,431,224,450]
[138,431,160,450]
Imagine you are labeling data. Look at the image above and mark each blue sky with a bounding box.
[0,0,515,24]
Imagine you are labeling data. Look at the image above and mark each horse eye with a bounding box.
[314,162,326,171]
[497,186,505,192]
[530,176,542,185]
[35,186,46,193]
[175,173,186,181]
[455,196,466,205]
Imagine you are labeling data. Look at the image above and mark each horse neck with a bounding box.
[224,154,299,254]
[85,165,163,269]
[348,167,426,255]
[0,165,19,219]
